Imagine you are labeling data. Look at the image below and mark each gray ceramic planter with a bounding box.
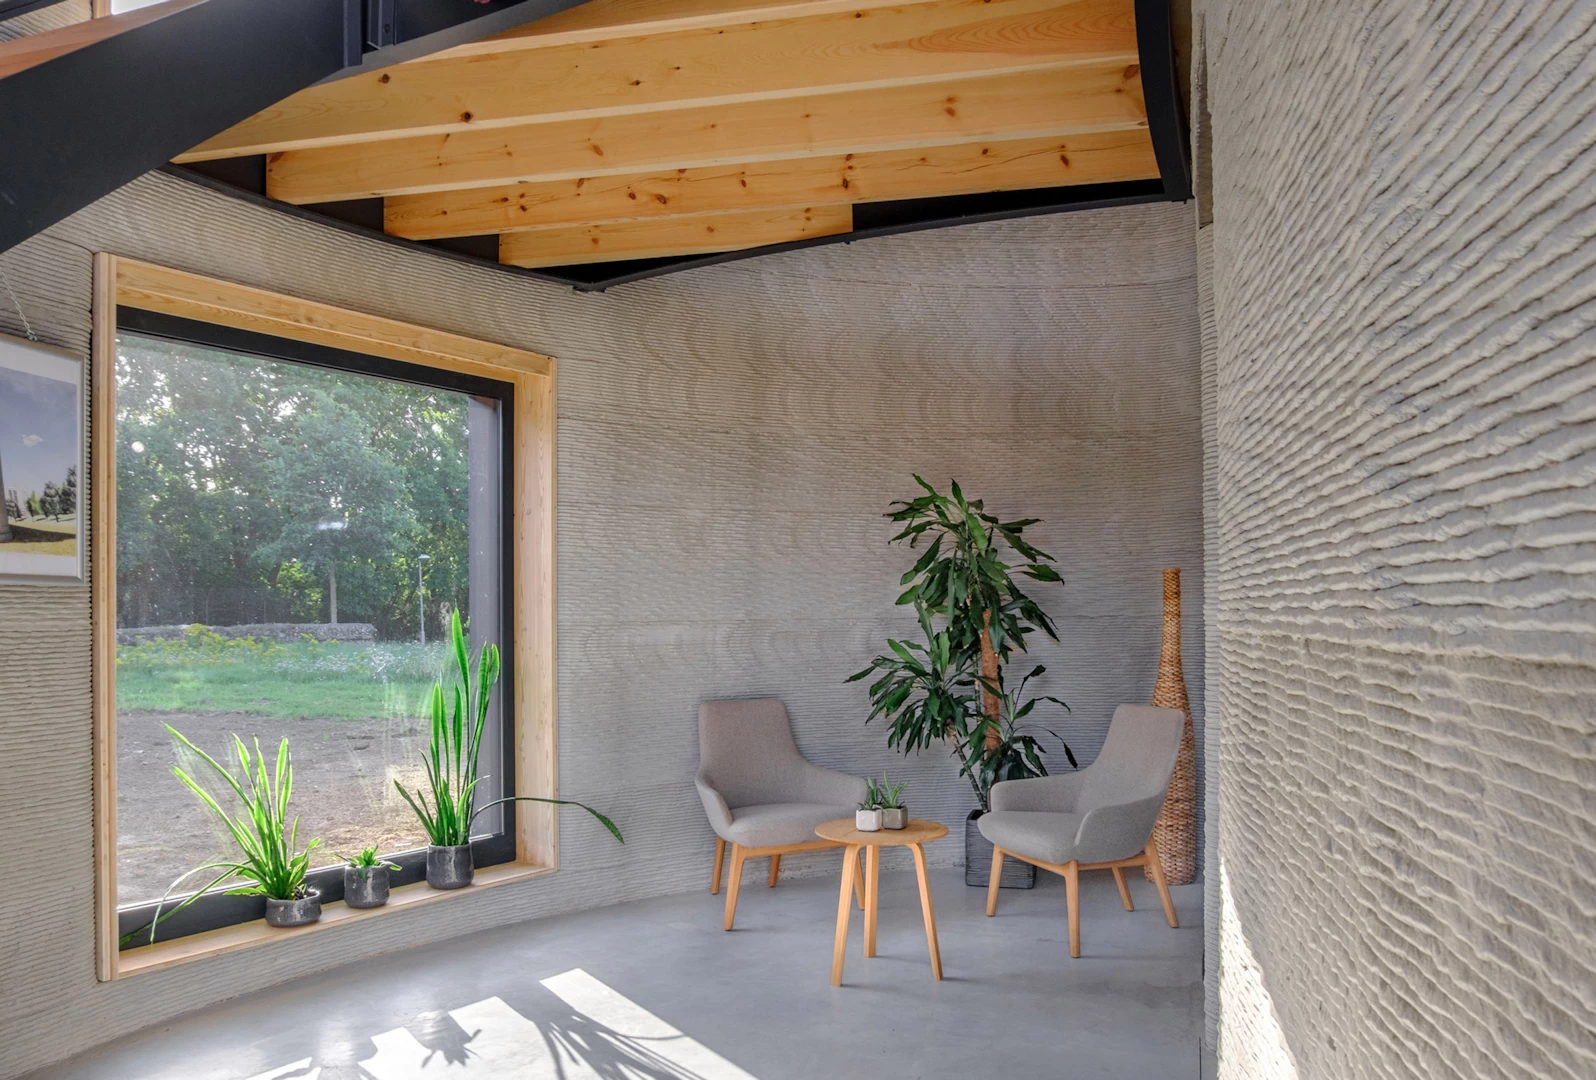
[964,809,1036,889]
[264,889,322,927]
[882,807,908,830]
[427,844,474,889]
[344,864,390,909]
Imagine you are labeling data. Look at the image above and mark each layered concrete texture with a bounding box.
[24,871,1206,1080]
[0,167,1201,1077]
[1199,0,1596,1077]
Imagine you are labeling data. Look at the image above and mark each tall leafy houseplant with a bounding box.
[129,730,322,946]
[887,477,1062,743]
[395,611,621,887]
[850,478,1074,812]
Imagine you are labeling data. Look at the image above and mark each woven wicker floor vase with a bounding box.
[1147,567,1197,885]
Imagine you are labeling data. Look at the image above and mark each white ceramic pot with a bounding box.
[855,808,883,832]
[882,807,907,830]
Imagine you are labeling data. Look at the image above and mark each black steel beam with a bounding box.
[1135,0,1191,202]
[0,0,591,256]
[165,162,1168,293]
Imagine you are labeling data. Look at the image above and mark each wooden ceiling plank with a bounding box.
[497,203,854,267]
[385,130,1157,240]
[180,0,1136,162]
[453,0,944,55]
[266,62,1149,204]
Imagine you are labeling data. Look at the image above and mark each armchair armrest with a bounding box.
[1073,789,1169,864]
[990,772,1086,813]
[695,773,734,838]
[793,761,868,807]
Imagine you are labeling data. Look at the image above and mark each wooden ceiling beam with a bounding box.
[497,203,853,267]
[451,0,945,56]
[179,0,1135,162]
[384,130,1156,240]
[265,62,1148,204]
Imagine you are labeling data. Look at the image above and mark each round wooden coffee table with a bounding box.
[815,817,948,985]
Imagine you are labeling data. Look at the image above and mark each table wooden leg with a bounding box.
[864,844,879,957]
[910,843,942,980]
[855,848,866,909]
[832,844,859,986]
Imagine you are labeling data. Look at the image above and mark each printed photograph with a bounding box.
[0,333,84,581]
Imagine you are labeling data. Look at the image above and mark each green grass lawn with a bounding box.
[116,634,447,720]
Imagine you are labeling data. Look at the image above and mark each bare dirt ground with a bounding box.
[117,709,434,904]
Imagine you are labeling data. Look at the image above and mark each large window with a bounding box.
[94,258,556,975]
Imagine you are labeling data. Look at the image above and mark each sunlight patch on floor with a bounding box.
[248,969,757,1080]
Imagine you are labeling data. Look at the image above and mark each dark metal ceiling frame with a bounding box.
[167,0,1192,292]
[6,0,1190,289]
[0,0,591,255]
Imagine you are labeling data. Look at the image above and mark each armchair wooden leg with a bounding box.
[986,847,1005,916]
[1145,838,1179,928]
[1065,860,1080,958]
[723,843,748,931]
[1111,866,1134,911]
[768,854,781,887]
[711,837,726,895]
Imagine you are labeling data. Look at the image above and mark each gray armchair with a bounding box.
[696,699,867,929]
[980,704,1185,957]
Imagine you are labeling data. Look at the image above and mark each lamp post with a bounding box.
[417,554,431,646]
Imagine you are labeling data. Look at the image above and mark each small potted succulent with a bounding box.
[856,790,883,832]
[396,612,623,890]
[872,772,908,829]
[342,846,400,909]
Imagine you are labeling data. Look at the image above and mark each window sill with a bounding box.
[112,861,552,980]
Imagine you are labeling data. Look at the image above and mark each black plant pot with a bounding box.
[964,809,1036,889]
[264,888,322,927]
[427,844,474,890]
[344,864,390,908]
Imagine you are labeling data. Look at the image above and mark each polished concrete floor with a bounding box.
[31,869,1206,1080]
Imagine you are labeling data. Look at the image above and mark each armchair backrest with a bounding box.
[698,699,808,808]
[1077,704,1185,813]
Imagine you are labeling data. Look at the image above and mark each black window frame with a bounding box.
[112,306,518,949]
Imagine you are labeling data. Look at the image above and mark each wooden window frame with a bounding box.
[91,254,558,980]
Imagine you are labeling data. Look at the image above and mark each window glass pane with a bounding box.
[113,331,502,909]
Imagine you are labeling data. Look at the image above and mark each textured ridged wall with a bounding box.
[1199,1,1596,1076]
[0,165,1200,1077]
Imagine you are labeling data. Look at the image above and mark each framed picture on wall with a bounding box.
[0,332,85,583]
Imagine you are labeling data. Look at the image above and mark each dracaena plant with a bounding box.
[886,476,1062,744]
[967,664,1077,795]
[851,478,1075,810]
[126,729,321,946]
[394,610,623,848]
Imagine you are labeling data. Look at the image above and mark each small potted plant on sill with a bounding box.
[342,846,400,909]
[125,729,323,946]
[396,611,623,890]
[873,772,908,829]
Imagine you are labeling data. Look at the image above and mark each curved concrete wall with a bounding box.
[1199,1,1596,1076]
[0,168,1201,1076]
